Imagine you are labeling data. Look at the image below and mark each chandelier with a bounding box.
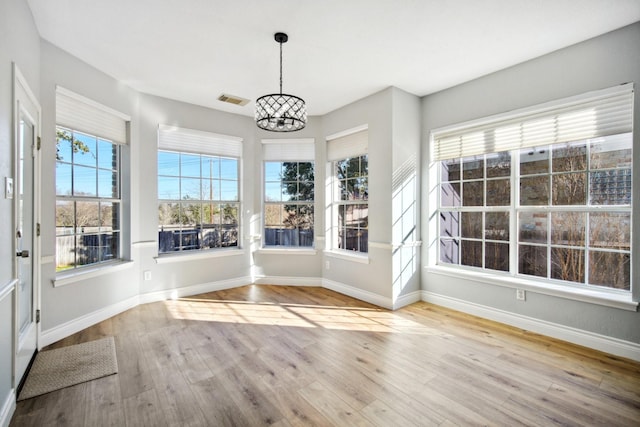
[256,33,307,132]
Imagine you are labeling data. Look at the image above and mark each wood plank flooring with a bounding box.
[10,285,640,426]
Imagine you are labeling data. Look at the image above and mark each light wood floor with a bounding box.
[10,285,640,426]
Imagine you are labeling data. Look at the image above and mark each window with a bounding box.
[264,162,314,247]
[435,84,633,292]
[157,126,242,254]
[55,88,129,271]
[328,129,369,253]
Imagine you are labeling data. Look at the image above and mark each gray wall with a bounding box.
[0,0,41,420]
[421,22,640,344]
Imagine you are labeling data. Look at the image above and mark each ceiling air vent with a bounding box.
[218,93,250,106]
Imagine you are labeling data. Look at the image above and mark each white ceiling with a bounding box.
[27,0,640,117]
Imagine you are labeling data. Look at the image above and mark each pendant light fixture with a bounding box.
[256,32,307,132]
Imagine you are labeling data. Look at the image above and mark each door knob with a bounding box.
[16,250,29,258]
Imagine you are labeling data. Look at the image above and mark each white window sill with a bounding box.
[324,250,370,264]
[425,265,638,311]
[256,248,317,255]
[155,248,245,264]
[53,260,134,288]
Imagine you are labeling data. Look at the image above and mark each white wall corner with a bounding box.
[421,291,640,363]
[0,389,16,427]
[39,296,140,348]
[253,276,323,287]
[323,279,393,309]
[393,290,422,310]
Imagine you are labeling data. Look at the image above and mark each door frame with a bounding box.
[12,63,41,387]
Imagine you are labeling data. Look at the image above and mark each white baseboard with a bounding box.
[40,295,140,348]
[323,279,392,309]
[254,276,322,287]
[0,389,15,427]
[422,291,640,362]
[393,290,422,310]
[138,276,252,305]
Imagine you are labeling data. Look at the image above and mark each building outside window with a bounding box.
[264,161,314,247]
[435,84,633,292]
[55,88,129,272]
[157,126,242,254]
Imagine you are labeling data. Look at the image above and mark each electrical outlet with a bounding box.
[325,260,330,270]
[516,289,526,301]
[144,270,152,281]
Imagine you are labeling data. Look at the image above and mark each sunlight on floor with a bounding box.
[163,297,445,335]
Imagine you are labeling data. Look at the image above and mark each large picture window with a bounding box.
[55,88,128,272]
[157,126,242,254]
[435,84,633,292]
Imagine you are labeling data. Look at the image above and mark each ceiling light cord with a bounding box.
[279,40,283,95]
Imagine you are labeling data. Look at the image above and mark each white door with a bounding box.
[14,66,40,385]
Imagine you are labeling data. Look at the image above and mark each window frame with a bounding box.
[430,84,635,305]
[55,126,123,272]
[263,160,315,249]
[157,149,241,254]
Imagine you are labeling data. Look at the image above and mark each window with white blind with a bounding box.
[434,84,633,292]
[157,125,242,253]
[55,87,130,271]
[327,128,369,254]
[262,138,315,248]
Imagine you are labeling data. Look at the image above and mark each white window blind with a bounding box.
[158,125,243,157]
[432,83,634,161]
[262,138,315,161]
[56,87,130,144]
[327,129,368,161]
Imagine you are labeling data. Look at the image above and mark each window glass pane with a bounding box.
[519,212,547,243]
[519,245,547,278]
[181,154,200,177]
[56,235,75,271]
[75,201,100,229]
[552,173,586,205]
[461,212,482,239]
[282,181,298,201]
[486,179,510,206]
[441,183,461,207]
[98,169,117,198]
[72,132,97,167]
[461,240,482,267]
[99,202,117,231]
[485,242,509,271]
[181,178,201,200]
[440,239,459,264]
[442,159,460,181]
[589,212,630,250]
[462,157,484,179]
[590,170,631,205]
[590,134,632,169]
[181,203,202,227]
[56,129,73,162]
[220,158,238,180]
[265,162,282,181]
[440,211,459,238]
[220,180,238,201]
[485,212,509,241]
[462,181,483,206]
[551,247,584,283]
[265,182,282,202]
[486,152,510,178]
[97,139,116,170]
[298,162,314,181]
[520,148,549,175]
[56,162,72,196]
[265,204,283,227]
[201,179,213,201]
[588,251,630,290]
[73,165,96,196]
[158,151,180,176]
[158,176,180,200]
[520,176,549,205]
[552,142,586,172]
[550,212,585,246]
[56,200,74,235]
